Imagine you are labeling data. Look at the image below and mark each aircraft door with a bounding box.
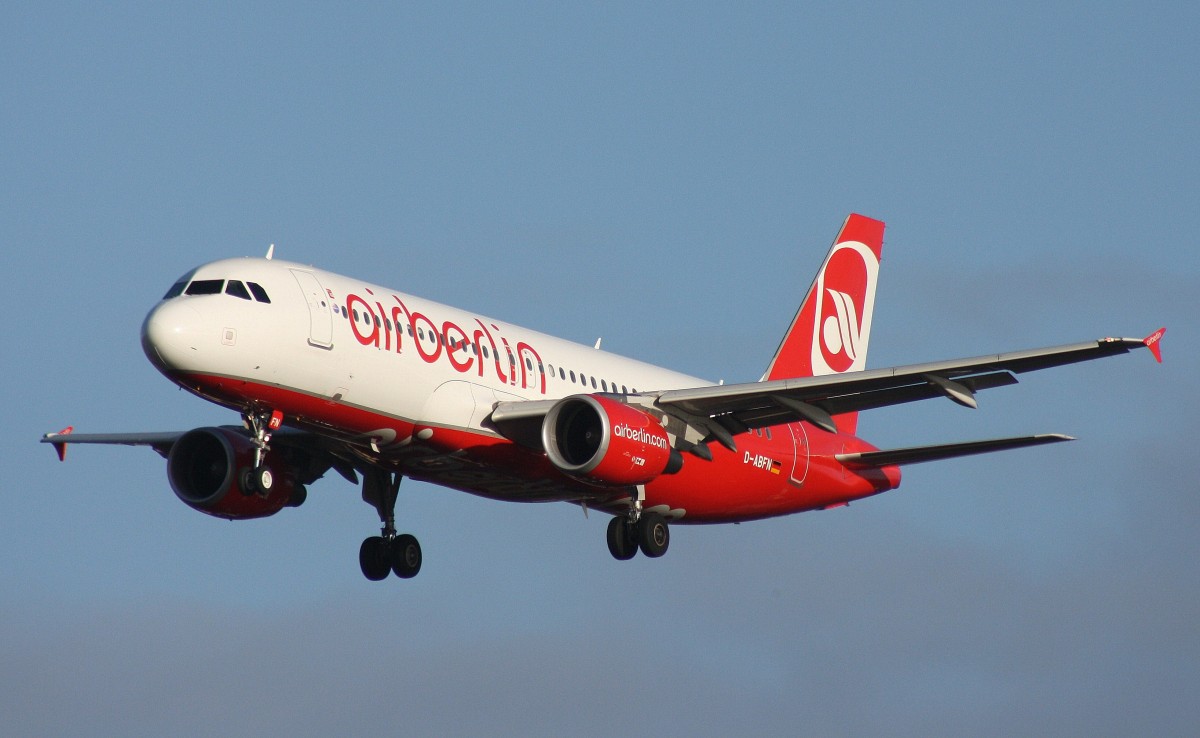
[787,422,810,486]
[291,269,334,348]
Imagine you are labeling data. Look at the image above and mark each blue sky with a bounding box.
[3,2,1197,735]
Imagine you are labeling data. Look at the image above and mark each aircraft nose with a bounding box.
[142,299,205,373]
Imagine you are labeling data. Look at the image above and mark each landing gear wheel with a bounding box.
[238,465,274,496]
[253,465,274,492]
[607,516,638,560]
[359,536,391,581]
[638,514,670,558]
[390,534,422,579]
[239,467,256,496]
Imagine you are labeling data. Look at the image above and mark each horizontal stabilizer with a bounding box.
[835,433,1074,468]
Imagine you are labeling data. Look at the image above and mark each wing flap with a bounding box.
[835,433,1074,468]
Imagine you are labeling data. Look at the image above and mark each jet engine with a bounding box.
[167,427,305,520]
[542,394,682,486]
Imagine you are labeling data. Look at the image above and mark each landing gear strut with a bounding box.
[359,469,422,581]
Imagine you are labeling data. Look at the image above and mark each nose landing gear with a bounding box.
[240,408,283,496]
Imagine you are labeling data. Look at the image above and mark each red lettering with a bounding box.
[346,294,379,347]
[410,312,441,363]
[344,291,545,395]
[443,321,473,373]
[390,296,411,354]
[375,302,390,351]
[517,342,545,394]
[474,321,507,384]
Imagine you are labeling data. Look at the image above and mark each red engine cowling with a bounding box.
[542,394,681,486]
[167,427,302,520]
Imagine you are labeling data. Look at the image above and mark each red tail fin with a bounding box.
[761,214,886,434]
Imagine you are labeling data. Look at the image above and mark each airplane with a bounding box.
[42,214,1165,581]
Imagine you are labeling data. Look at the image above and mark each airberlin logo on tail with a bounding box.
[612,423,669,450]
[811,240,879,374]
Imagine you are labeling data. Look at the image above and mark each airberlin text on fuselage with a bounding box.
[612,423,669,449]
[343,289,546,395]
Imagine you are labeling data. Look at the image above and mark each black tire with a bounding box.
[254,465,274,492]
[638,514,670,558]
[390,534,422,579]
[359,536,390,581]
[606,516,638,561]
[239,467,257,496]
[286,484,307,508]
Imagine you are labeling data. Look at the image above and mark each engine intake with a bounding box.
[167,427,303,520]
[542,395,681,486]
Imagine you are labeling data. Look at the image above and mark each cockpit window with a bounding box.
[247,282,271,303]
[185,279,225,296]
[225,280,252,300]
[163,280,187,300]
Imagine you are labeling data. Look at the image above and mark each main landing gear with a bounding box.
[606,513,670,560]
[359,469,422,581]
[606,487,670,561]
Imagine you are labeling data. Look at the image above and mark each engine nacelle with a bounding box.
[167,427,303,520]
[542,394,681,486]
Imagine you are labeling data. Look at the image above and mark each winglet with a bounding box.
[49,426,74,461]
[1143,327,1165,363]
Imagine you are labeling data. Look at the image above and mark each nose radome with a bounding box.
[142,300,204,373]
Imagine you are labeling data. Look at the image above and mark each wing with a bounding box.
[491,330,1163,453]
[40,426,360,484]
[41,428,184,460]
[653,332,1162,445]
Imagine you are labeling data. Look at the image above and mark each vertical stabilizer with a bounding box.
[761,214,886,434]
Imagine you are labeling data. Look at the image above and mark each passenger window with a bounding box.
[225,281,252,300]
[601,380,608,392]
[185,279,224,296]
[590,376,597,389]
[570,370,576,383]
[560,368,566,380]
[163,280,187,300]
[247,282,271,303]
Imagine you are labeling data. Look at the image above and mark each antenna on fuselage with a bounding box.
[266,243,275,260]
[594,337,602,350]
